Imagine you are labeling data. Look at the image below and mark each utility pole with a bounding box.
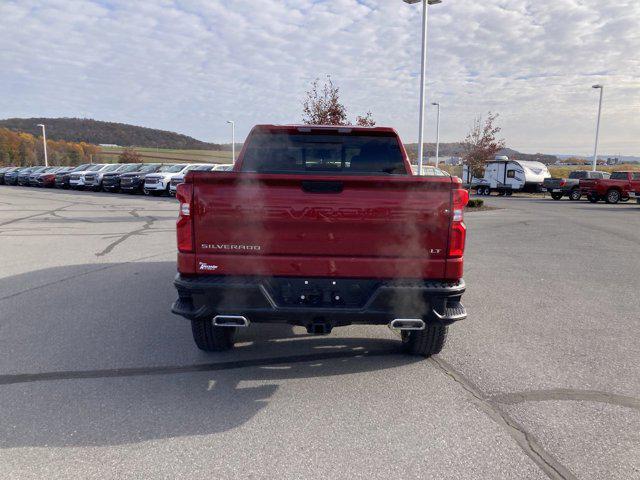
[37,124,48,166]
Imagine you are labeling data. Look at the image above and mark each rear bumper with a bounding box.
[172,274,466,327]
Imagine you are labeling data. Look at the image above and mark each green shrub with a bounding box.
[467,199,484,208]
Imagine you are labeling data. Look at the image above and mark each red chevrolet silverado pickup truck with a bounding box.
[172,125,468,357]
[580,171,640,204]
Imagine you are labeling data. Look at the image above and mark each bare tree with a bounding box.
[302,76,376,126]
[119,148,141,164]
[462,112,505,180]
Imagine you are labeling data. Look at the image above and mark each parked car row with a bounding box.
[0,163,233,195]
[543,170,640,204]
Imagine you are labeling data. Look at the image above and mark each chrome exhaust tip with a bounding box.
[213,315,250,328]
[389,318,425,331]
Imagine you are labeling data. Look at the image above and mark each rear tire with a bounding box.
[401,324,448,357]
[569,189,581,201]
[191,320,236,352]
[551,192,563,200]
[605,189,620,204]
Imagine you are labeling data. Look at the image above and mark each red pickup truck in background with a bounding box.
[580,171,640,204]
[172,125,468,357]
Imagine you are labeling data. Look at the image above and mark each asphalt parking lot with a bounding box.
[0,187,638,480]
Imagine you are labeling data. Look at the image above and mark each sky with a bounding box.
[0,0,638,155]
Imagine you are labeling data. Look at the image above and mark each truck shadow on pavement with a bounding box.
[0,262,417,448]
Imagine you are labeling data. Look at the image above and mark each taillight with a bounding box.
[559,180,566,187]
[176,183,194,253]
[448,188,469,258]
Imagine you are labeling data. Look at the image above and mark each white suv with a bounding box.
[168,164,226,195]
[144,164,196,196]
[83,163,129,191]
[69,164,106,189]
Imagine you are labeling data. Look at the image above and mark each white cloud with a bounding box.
[0,0,638,154]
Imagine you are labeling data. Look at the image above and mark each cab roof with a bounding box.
[251,124,399,135]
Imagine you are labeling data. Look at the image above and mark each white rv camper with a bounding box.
[463,156,551,195]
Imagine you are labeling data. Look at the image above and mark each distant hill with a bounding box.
[404,143,558,165]
[0,118,223,151]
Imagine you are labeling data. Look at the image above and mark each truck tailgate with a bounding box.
[191,173,454,279]
[543,178,564,189]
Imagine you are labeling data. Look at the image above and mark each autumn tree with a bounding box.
[119,148,141,164]
[462,112,505,181]
[0,128,101,166]
[302,76,376,127]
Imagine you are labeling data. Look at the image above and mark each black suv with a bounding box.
[102,163,145,192]
[119,164,163,194]
[18,167,45,186]
[4,167,29,185]
[0,167,20,185]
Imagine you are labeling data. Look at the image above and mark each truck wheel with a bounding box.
[191,320,236,351]
[587,194,599,203]
[550,192,563,200]
[401,324,448,357]
[605,189,620,204]
[569,189,581,201]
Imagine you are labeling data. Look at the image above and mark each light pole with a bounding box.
[591,85,604,172]
[36,123,48,167]
[431,101,440,167]
[226,120,235,163]
[403,0,442,175]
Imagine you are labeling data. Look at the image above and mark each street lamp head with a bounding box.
[226,120,234,124]
[592,84,603,89]
[37,124,44,127]
[403,0,442,4]
[431,102,439,106]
